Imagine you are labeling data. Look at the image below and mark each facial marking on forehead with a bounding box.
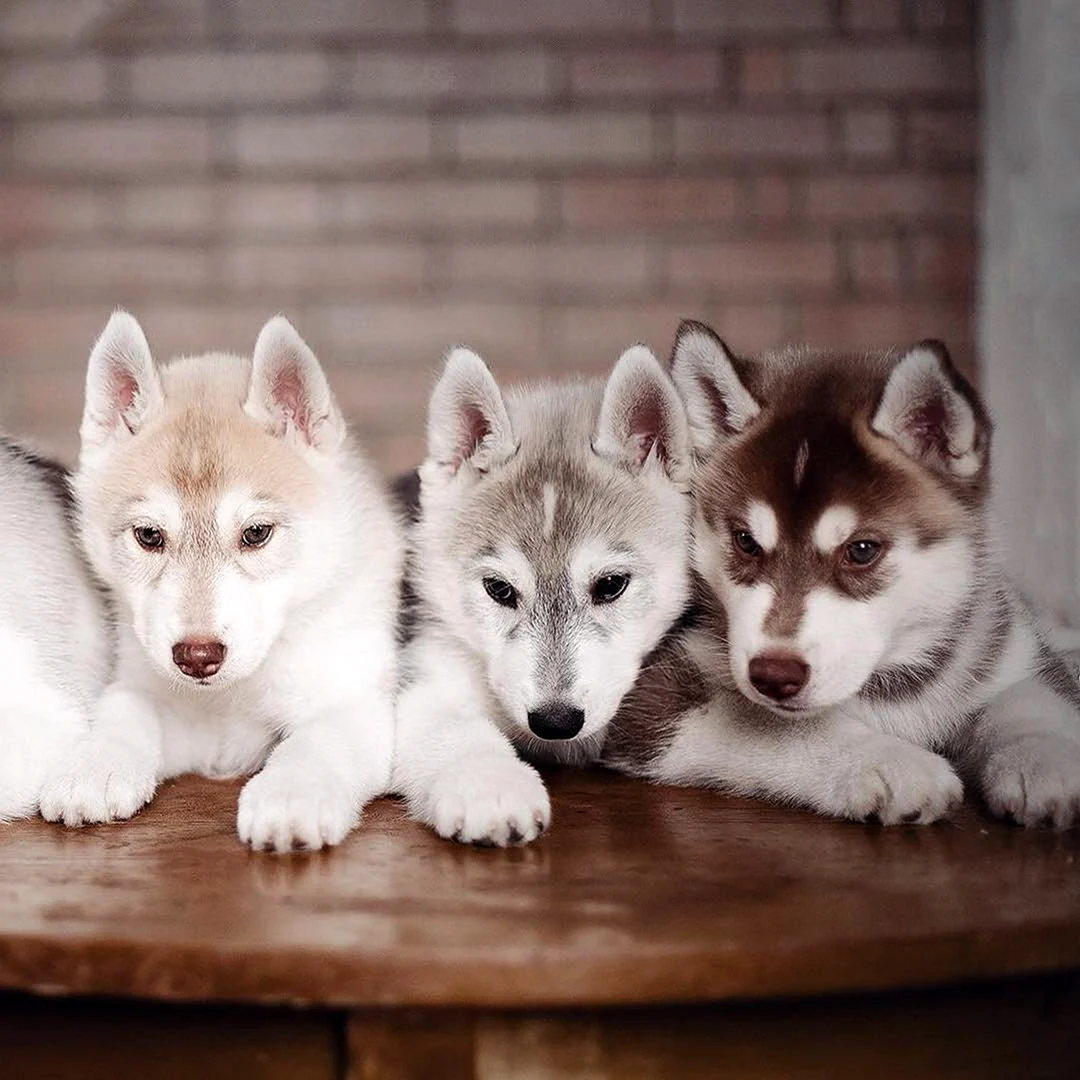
[542,482,557,541]
[812,505,857,555]
[793,438,810,489]
[746,500,779,553]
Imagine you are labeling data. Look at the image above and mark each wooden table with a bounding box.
[0,770,1077,1078]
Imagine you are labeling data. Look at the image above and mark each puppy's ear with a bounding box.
[81,309,163,461]
[594,344,690,483]
[872,341,989,479]
[424,347,515,479]
[245,316,345,452]
[669,319,760,455]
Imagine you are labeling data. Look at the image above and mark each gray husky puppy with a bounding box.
[606,320,1080,828]
[392,345,693,845]
[0,439,109,819]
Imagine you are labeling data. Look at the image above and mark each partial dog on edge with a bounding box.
[39,311,403,851]
[0,440,109,820]
[605,319,1080,828]
[391,344,694,845]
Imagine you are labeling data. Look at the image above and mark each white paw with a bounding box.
[38,738,157,826]
[422,756,551,847]
[827,739,963,825]
[981,734,1080,829]
[237,766,358,852]
[0,704,88,821]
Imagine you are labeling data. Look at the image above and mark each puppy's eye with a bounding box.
[732,530,763,557]
[844,539,882,567]
[591,573,630,604]
[483,576,518,609]
[133,525,165,551]
[240,523,274,549]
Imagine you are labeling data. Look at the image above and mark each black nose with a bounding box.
[527,702,585,740]
[748,653,809,701]
[172,638,226,680]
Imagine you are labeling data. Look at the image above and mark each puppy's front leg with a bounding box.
[957,656,1080,828]
[39,682,162,826]
[644,693,963,824]
[393,635,550,847]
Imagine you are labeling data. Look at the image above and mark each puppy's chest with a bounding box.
[156,690,282,779]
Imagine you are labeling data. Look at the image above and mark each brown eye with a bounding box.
[241,523,274,548]
[133,525,165,551]
[732,530,763,557]
[844,539,882,567]
[591,573,630,604]
[483,576,518,609]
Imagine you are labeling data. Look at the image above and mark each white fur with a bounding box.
[0,448,109,820]
[40,312,403,851]
[746,500,778,553]
[811,505,857,555]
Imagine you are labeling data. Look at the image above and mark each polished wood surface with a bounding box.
[0,770,1077,1008]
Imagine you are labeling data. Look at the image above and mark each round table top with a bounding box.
[0,770,1077,1008]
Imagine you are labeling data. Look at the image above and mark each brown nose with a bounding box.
[748,653,809,701]
[172,639,226,680]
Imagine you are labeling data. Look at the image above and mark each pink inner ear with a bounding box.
[271,364,311,439]
[109,366,138,433]
[628,388,666,466]
[453,402,491,468]
[904,395,952,458]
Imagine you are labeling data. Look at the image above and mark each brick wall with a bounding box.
[0,0,978,471]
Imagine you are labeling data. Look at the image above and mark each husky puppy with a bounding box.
[0,440,109,819]
[393,345,693,845]
[39,311,402,850]
[607,320,1080,828]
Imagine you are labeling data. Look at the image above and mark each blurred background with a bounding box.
[0,0,976,467]
[0,1,1074,622]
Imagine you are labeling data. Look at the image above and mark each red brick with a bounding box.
[569,48,721,97]
[913,0,976,33]
[129,52,329,107]
[455,114,652,167]
[668,240,838,291]
[120,184,218,237]
[739,48,789,97]
[910,234,975,296]
[848,237,903,294]
[0,1,114,46]
[305,303,545,368]
[792,46,975,95]
[561,177,737,229]
[221,182,325,236]
[716,304,789,350]
[546,303,689,373]
[233,115,432,174]
[446,241,651,296]
[221,243,427,296]
[230,0,428,38]
[675,111,830,162]
[452,0,651,35]
[350,49,549,101]
[333,180,542,232]
[798,300,973,352]
[0,308,116,365]
[907,109,978,163]
[13,245,212,300]
[841,108,898,160]
[806,174,974,222]
[748,176,796,222]
[12,118,212,176]
[0,184,104,241]
[0,58,108,111]
[842,0,904,32]
[92,0,209,45]
[673,0,831,36]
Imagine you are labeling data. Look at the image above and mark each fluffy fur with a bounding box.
[392,345,693,845]
[608,320,1080,828]
[39,311,403,850]
[0,439,109,819]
